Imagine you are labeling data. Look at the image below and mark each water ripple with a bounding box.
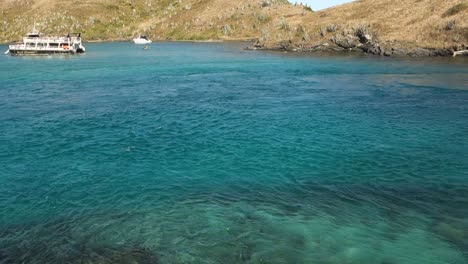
[0,42,467,263]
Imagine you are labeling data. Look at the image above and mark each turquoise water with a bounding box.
[0,42,467,264]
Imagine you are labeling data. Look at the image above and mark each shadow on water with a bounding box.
[0,214,159,264]
[1,180,467,263]
[160,180,468,261]
[0,244,158,264]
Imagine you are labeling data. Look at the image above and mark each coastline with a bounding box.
[246,39,468,58]
[247,45,468,58]
[2,38,467,58]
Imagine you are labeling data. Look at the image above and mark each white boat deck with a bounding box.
[8,44,73,52]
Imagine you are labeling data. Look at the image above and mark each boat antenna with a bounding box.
[29,18,39,34]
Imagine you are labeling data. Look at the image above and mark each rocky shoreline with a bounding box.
[247,34,468,58]
[2,36,466,58]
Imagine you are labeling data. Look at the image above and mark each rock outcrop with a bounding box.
[332,35,359,49]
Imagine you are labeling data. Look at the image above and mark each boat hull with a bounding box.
[8,49,77,55]
[133,39,152,44]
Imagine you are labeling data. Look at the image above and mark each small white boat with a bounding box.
[133,35,152,44]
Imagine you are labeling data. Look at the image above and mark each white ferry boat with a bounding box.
[133,35,152,44]
[5,26,86,55]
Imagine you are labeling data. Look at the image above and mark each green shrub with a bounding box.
[257,14,271,23]
[303,6,312,12]
[442,3,467,17]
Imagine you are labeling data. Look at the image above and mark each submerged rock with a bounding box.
[99,246,159,264]
[0,249,6,261]
[82,245,160,264]
[0,236,159,264]
[431,219,468,254]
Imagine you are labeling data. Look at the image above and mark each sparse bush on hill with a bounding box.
[319,27,326,37]
[279,19,291,31]
[296,25,306,34]
[296,25,310,41]
[326,24,338,32]
[303,6,312,12]
[442,3,467,17]
[222,24,231,36]
[261,0,272,8]
[260,0,288,8]
[445,19,456,30]
[260,28,270,42]
[257,14,271,23]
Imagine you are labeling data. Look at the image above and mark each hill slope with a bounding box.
[0,0,467,55]
[0,0,300,41]
[255,0,467,54]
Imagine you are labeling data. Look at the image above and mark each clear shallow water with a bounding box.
[0,42,467,264]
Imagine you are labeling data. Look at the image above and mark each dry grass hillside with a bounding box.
[0,0,303,42]
[0,0,467,54]
[259,0,468,51]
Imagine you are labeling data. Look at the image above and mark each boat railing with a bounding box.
[22,36,82,44]
[9,43,75,50]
